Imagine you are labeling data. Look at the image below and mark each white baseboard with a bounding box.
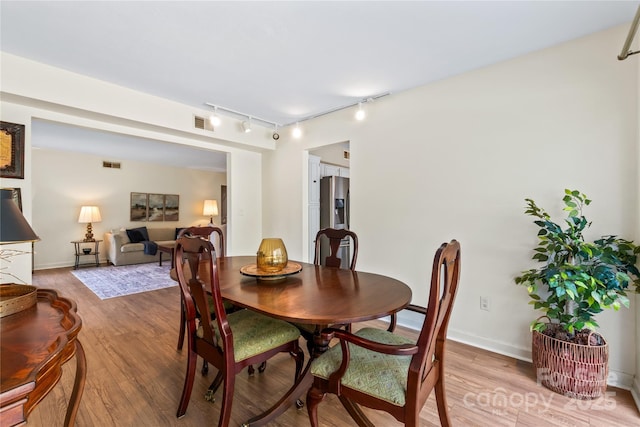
[396,318,634,390]
[35,261,76,270]
[35,257,107,271]
[632,377,640,412]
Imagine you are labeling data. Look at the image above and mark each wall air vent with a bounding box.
[344,150,350,160]
[103,161,121,169]
[194,115,214,131]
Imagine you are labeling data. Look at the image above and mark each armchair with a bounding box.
[307,240,461,427]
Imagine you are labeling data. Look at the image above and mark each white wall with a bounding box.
[226,149,263,255]
[31,147,226,269]
[263,25,638,388]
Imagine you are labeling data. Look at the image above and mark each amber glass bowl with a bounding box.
[256,238,288,272]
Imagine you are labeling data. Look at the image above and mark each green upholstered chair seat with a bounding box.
[310,327,414,406]
[197,309,300,363]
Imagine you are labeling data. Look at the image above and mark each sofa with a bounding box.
[104,225,225,266]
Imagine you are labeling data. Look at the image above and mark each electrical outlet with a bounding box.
[480,296,490,311]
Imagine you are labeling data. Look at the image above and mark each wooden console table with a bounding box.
[0,288,86,426]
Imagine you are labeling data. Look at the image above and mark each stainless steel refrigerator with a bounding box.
[319,176,350,269]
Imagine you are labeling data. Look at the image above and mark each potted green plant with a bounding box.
[515,189,639,399]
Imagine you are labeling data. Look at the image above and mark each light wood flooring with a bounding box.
[26,266,640,426]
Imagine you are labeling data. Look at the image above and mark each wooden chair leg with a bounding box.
[387,313,397,332]
[176,349,197,418]
[218,371,235,427]
[291,348,304,381]
[435,342,451,427]
[306,386,325,427]
[435,377,451,427]
[177,296,186,350]
[338,395,374,427]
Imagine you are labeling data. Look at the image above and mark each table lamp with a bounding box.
[78,206,102,242]
[203,199,218,225]
[1,188,40,285]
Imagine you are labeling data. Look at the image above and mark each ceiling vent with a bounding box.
[194,115,214,131]
[103,161,121,169]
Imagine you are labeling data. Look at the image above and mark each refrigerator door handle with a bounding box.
[346,189,350,229]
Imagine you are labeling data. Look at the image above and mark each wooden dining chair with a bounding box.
[175,226,266,377]
[314,227,358,270]
[315,227,396,332]
[174,234,304,425]
[306,240,461,427]
[293,228,360,355]
[176,226,226,352]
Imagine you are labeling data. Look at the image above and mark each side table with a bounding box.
[0,287,86,427]
[71,240,101,269]
[158,243,175,268]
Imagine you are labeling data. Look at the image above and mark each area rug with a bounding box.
[71,263,175,300]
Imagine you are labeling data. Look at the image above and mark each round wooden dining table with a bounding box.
[217,256,411,325]
[174,255,413,426]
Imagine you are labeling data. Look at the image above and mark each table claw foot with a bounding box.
[204,389,216,402]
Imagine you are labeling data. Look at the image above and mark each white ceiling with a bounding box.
[2,1,639,169]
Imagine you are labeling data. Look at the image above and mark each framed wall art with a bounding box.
[130,192,148,221]
[0,121,25,179]
[148,193,164,222]
[164,194,179,221]
[130,192,179,221]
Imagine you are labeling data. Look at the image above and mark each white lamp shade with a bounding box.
[78,206,102,223]
[203,200,219,217]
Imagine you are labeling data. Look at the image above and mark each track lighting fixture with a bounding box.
[355,102,366,121]
[204,91,389,139]
[242,118,252,133]
[292,123,302,139]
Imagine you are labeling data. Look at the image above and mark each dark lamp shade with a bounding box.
[0,189,40,244]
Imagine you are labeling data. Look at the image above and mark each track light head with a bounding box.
[292,123,302,138]
[242,118,252,133]
[355,102,366,121]
[209,106,221,127]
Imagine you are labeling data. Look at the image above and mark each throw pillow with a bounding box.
[112,227,131,244]
[126,226,150,243]
[119,227,131,244]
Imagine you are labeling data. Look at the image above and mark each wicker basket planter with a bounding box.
[532,329,608,400]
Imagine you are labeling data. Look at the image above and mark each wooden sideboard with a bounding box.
[0,288,86,426]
